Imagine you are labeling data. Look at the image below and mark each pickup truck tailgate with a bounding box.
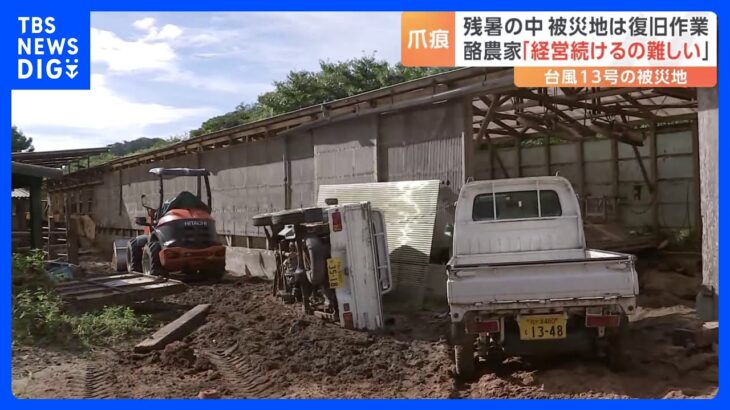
[447,250,638,305]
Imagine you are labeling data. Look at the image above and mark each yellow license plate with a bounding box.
[518,314,567,340]
[326,257,344,288]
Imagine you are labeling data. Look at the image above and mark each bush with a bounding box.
[73,305,152,346]
[12,289,152,348]
[12,289,74,345]
[11,250,53,293]
[12,252,152,348]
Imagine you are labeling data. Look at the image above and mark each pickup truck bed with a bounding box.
[448,249,638,313]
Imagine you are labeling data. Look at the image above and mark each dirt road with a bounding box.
[12,256,717,399]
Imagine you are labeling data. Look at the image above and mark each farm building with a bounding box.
[43,67,717,314]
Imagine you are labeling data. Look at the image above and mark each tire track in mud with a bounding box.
[203,351,282,398]
[84,364,117,399]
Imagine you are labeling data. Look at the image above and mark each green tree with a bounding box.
[257,57,446,114]
[12,126,34,152]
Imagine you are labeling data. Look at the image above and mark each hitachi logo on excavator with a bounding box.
[184,220,208,227]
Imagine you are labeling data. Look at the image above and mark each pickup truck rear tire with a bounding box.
[454,335,476,379]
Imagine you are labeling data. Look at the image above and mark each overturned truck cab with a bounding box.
[253,202,392,330]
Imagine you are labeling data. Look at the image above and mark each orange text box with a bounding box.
[401,12,455,67]
[515,67,716,88]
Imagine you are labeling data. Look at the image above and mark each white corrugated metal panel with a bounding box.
[12,188,29,198]
[317,180,440,308]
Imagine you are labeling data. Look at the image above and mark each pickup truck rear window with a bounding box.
[472,190,562,221]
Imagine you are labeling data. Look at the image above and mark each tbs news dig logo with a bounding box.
[17,17,79,80]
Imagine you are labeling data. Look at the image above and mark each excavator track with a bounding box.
[203,351,282,398]
[84,364,117,399]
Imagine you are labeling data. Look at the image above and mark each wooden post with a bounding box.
[489,142,495,179]
[118,169,124,216]
[461,97,475,184]
[283,135,291,210]
[632,145,653,193]
[134,304,211,353]
[650,121,659,234]
[474,94,507,180]
[611,139,619,199]
[46,193,54,259]
[373,116,379,183]
[691,120,701,239]
[577,139,585,197]
[29,178,43,249]
[65,193,79,265]
[544,135,551,175]
[515,136,523,177]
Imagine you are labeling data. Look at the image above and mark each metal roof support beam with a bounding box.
[522,90,594,136]
[513,89,653,119]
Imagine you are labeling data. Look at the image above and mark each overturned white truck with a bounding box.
[252,202,392,330]
[447,176,639,378]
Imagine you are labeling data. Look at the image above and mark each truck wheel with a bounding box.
[606,315,630,372]
[252,213,273,227]
[271,209,305,225]
[142,241,166,277]
[113,239,130,272]
[454,335,476,380]
[127,235,147,273]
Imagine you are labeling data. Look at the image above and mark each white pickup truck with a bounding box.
[447,176,638,378]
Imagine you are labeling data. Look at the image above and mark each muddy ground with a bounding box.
[12,252,717,399]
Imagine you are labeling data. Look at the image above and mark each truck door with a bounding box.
[327,202,386,330]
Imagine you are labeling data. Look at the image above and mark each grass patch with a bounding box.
[12,252,152,348]
[12,250,54,293]
[73,305,152,346]
[12,289,152,347]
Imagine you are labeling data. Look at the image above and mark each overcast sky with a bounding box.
[11,12,401,151]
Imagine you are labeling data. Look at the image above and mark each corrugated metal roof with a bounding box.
[12,161,63,179]
[318,180,441,308]
[12,147,109,168]
[12,188,29,198]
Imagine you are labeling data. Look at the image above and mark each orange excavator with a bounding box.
[115,168,226,279]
